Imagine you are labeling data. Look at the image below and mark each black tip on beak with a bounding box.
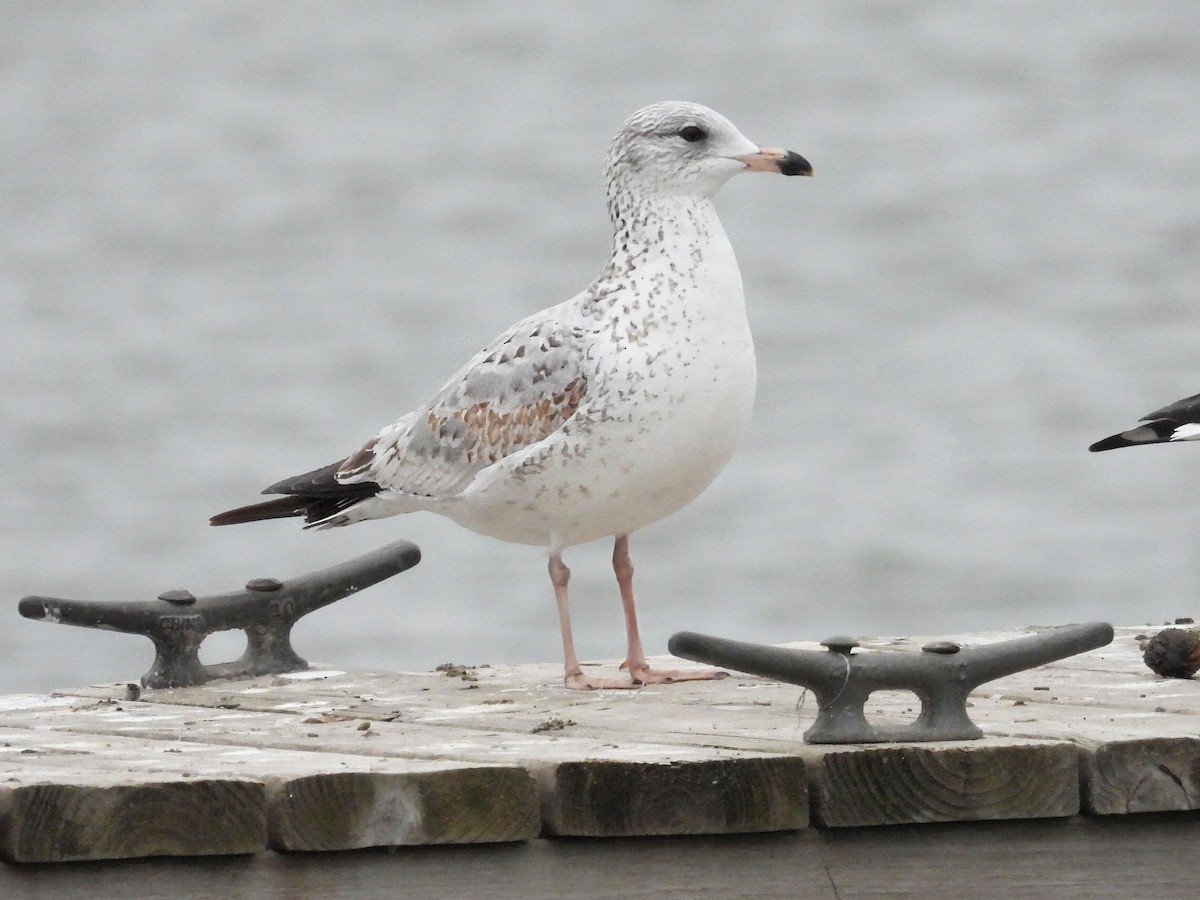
[779,151,813,177]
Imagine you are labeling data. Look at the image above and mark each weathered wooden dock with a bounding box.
[2,624,1199,895]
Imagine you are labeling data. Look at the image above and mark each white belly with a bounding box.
[445,322,757,548]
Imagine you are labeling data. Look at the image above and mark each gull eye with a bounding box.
[678,125,707,143]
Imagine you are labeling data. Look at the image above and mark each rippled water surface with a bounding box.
[3,3,1200,692]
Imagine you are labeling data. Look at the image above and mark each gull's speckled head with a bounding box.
[604,101,811,199]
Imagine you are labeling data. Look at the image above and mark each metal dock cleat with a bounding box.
[18,539,421,689]
[669,622,1114,744]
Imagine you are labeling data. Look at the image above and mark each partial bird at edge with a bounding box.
[1090,391,1200,452]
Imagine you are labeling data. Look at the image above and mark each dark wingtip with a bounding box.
[1088,435,1132,453]
[780,151,813,177]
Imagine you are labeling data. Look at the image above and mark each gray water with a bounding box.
[3,2,1200,694]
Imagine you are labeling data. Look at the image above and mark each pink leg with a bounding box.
[613,535,727,685]
[550,550,640,691]
[613,535,647,673]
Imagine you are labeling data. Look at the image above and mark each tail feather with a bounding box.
[210,458,382,527]
[210,496,314,526]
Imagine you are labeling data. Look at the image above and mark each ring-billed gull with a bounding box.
[212,101,811,689]
[1090,392,1200,451]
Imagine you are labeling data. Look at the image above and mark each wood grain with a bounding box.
[540,756,808,837]
[267,767,539,850]
[1079,737,1200,814]
[806,740,1079,827]
[0,777,265,863]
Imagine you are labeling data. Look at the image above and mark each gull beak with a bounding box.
[735,146,813,177]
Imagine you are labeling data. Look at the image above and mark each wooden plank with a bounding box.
[99,656,1183,757]
[0,694,795,771]
[0,695,806,839]
[0,774,266,863]
[115,636,1195,746]
[802,739,1079,828]
[1077,737,1200,815]
[0,725,539,852]
[540,756,806,837]
[267,766,538,850]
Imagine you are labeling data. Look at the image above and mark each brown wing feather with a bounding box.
[337,317,590,498]
[446,377,586,465]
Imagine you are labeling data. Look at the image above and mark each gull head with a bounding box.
[604,101,811,200]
